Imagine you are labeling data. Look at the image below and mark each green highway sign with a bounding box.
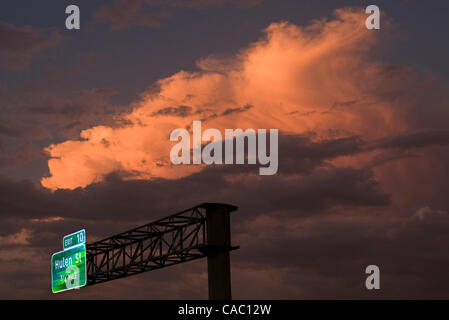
[63,229,85,250]
[51,244,87,293]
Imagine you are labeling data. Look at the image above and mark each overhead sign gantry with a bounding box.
[51,203,239,300]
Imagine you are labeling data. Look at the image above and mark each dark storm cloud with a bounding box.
[0,132,447,299]
[1,175,445,299]
[0,154,389,224]
[10,128,447,222]
[167,132,364,176]
[233,206,449,299]
[0,138,390,299]
[0,22,61,70]
[0,132,371,220]
[374,129,449,150]
[0,128,447,298]
[278,134,363,174]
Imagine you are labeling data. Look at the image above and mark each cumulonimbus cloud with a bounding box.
[41,8,445,190]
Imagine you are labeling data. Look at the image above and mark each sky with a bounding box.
[1,0,449,299]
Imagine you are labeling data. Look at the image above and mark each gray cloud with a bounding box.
[221,104,253,116]
[0,22,61,70]
[94,0,171,31]
[151,105,193,117]
[234,207,449,299]
[374,129,449,150]
[94,0,261,30]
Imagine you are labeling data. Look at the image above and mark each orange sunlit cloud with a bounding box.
[42,8,407,190]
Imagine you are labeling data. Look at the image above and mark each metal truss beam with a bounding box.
[86,203,238,292]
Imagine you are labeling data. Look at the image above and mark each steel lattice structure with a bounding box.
[86,203,236,287]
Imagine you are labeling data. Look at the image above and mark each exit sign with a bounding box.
[63,229,85,250]
[52,229,87,293]
[51,244,87,293]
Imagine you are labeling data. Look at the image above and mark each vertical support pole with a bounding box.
[204,203,236,300]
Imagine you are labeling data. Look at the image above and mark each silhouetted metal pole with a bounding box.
[202,203,238,300]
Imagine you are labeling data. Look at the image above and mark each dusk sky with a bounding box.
[1,0,449,299]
